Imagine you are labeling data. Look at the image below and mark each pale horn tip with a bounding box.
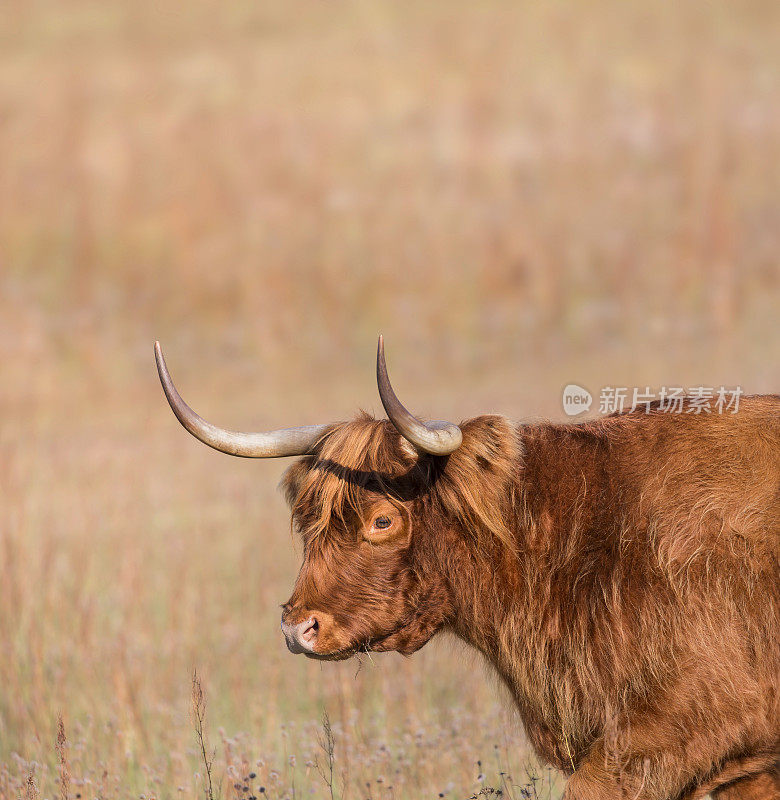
[154,341,168,379]
[376,335,386,375]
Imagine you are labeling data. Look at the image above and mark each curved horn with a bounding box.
[154,342,330,458]
[376,335,462,456]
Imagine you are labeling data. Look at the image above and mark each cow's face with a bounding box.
[281,496,422,658]
[279,425,454,660]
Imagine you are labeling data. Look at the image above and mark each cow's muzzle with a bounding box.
[281,615,319,654]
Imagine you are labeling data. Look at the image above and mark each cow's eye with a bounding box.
[374,516,392,530]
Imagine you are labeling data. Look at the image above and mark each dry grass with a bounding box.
[0,0,778,797]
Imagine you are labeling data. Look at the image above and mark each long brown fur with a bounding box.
[280,397,780,800]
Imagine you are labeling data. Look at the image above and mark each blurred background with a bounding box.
[1,0,778,797]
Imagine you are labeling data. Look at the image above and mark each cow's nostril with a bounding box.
[301,616,319,643]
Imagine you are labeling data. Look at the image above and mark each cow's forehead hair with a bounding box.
[280,412,520,553]
[280,413,421,541]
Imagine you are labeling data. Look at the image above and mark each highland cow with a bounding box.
[155,338,780,800]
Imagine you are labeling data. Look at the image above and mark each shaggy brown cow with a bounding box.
[155,338,780,800]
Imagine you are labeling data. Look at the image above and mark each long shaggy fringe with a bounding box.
[281,412,522,553]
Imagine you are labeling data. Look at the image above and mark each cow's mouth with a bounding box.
[302,621,432,661]
[301,635,387,662]
[303,648,358,662]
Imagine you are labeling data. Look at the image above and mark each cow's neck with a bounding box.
[442,436,607,770]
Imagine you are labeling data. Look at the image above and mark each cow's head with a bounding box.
[155,337,517,659]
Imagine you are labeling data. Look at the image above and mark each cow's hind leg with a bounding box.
[711,768,780,800]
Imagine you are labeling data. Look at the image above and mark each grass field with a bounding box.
[1,0,778,797]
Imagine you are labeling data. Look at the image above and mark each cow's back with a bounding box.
[613,394,780,569]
